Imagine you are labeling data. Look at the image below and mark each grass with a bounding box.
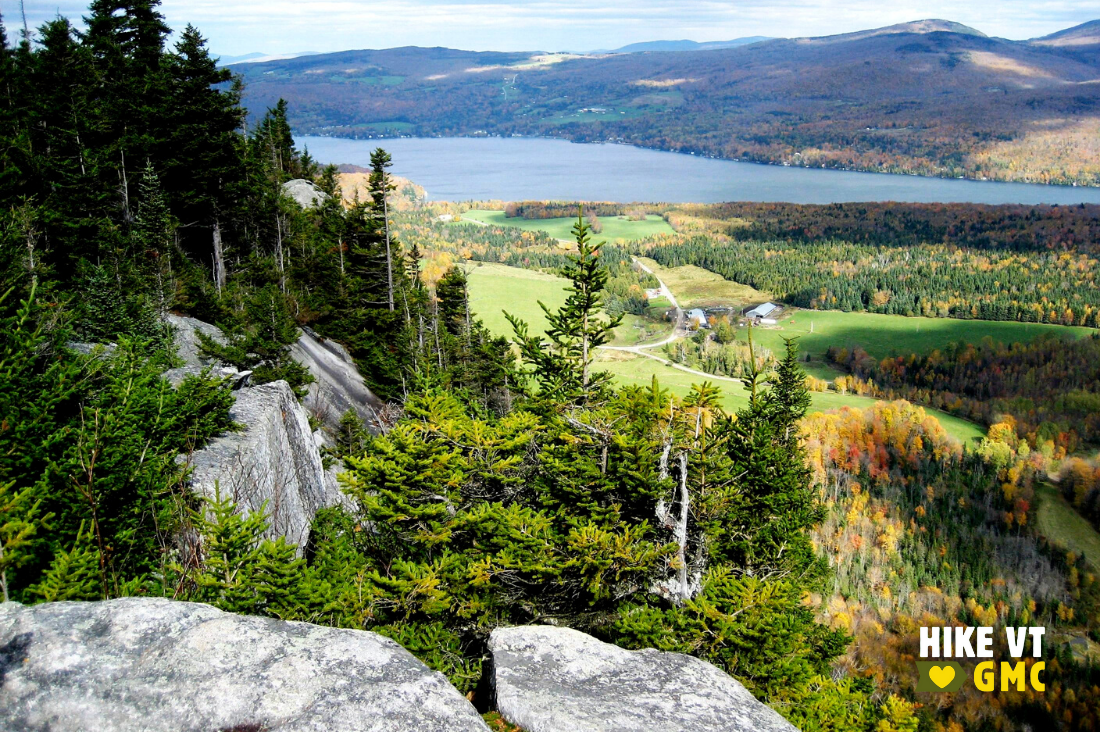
[634,260,1094,360]
[636,257,770,309]
[1036,483,1100,567]
[747,309,1095,362]
[609,313,673,347]
[466,262,569,338]
[462,209,674,242]
[596,351,984,444]
[466,261,985,445]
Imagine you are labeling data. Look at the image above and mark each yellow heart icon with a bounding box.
[928,665,955,689]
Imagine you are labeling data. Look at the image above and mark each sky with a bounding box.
[8,0,1100,56]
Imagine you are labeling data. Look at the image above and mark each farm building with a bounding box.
[744,302,780,319]
[687,308,709,329]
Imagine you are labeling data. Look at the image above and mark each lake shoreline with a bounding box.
[301,132,1100,190]
[299,135,1100,205]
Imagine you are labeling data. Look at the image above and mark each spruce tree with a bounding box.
[508,210,622,405]
[369,148,397,311]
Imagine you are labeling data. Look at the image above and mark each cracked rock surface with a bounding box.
[184,380,335,548]
[489,625,797,732]
[0,598,489,732]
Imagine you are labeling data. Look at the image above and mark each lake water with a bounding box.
[298,135,1100,205]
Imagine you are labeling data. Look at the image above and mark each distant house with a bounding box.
[687,308,709,329]
[437,214,455,222]
[744,302,780,320]
[645,288,663,300]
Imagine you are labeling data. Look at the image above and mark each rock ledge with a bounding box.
[0,597,489,732]
[489,625,797,732]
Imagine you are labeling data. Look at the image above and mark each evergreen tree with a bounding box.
[183,488,303,618]
[508,211,623,405]
[435,266,469,336]
[369,148,397,311]
[0,479,47,602]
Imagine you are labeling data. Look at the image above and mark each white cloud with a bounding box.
[10,0,1100,55]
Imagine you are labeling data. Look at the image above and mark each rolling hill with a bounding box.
[1031,19,1100,47]
[234,19,1100,185]
[605,37,771,53]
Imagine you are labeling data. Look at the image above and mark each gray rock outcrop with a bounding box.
[292,327,384,437]
[489,626,797,732]
[184,380,339,547]
[166,313,226,368]
[282,179,328,209]
[0,598,490,732]
[166,314,380,542]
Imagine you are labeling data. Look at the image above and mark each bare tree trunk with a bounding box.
[338,236,345,275]
[212,219,226,294]
[74,126,86,176]
[18,206,37,287]
[676,452,690,602]
[383,191,394,311]
[19,0,29,40]
[119,148,132,223]
[1,546,9,602]
[463,269,472,346]
[275,214,286,293]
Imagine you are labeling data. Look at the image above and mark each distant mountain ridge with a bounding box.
[605,37,771,53]
[798,19,986,44]
[1031,19,1100,46]
[234,18,1100,186]
[216,51,319,66]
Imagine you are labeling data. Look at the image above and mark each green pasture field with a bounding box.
[609,314,674,347]
[747,308,1096,362]
[462,209,675,242]
[466,262,569,338]
[1036,483,1100,568]
[635,257,770,309]
[466,261,986,445]
[596,351,984,445]
[636,259,1094,360]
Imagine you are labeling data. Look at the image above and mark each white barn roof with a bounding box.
[687,308,709,326]
[746,302,779,318]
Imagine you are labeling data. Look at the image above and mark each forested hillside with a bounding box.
[0,0,513,613]
[233,20,1100,185]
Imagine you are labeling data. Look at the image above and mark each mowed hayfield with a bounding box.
[466,261,985,445]
[635,257,769,309]
[461,209,675,241]
[748,309,1096,362]
[1036,484,1100,568]
[466,262,569,337]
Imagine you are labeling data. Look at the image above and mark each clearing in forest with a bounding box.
[461,209,675,242]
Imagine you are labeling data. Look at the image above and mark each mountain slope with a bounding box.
[1031,19,1100,47]
[235,20,1100,185]
[608,37,771,53]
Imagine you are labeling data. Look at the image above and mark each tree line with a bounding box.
[827,334,1100,452]
[639,236,1100,326]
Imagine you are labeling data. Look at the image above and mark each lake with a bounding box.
[298,135,1100,205]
